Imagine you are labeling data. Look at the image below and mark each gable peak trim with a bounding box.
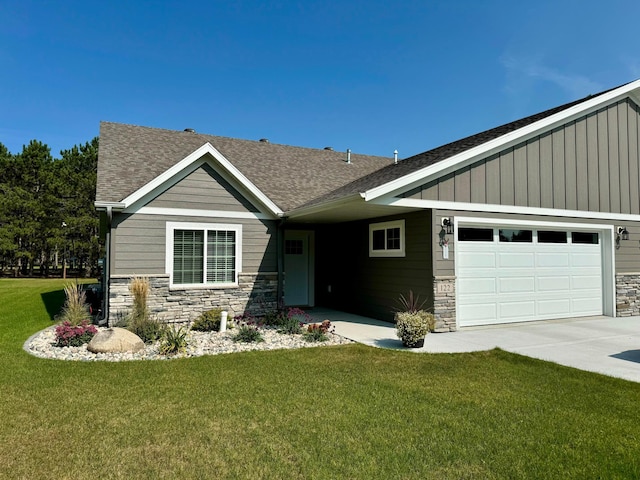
[119,142,284,217]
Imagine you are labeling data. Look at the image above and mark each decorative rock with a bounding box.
[24,324,354,362]
[87,327,145,353]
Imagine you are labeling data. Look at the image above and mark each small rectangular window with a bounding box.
[499,229,532,242]
[369,220,405,257]
[458,227,493,242]
[538,231,567,243]
[285,239,303,255]
[572,232,599,244]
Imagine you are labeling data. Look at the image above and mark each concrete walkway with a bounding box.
[309,308,640,383]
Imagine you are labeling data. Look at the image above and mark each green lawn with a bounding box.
[1,278,639,479]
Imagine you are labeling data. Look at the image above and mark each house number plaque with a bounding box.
[436,282,454,294]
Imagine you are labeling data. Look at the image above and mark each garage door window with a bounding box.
[499,229,532,242]
[572,232,599,244]
[458,227,493,242]
[538,231,567,243]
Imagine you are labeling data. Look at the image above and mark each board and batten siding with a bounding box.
[403,99,640,215]
[111,213,277,275]
[146,164,260,213]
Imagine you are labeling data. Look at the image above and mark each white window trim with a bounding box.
[369,219,405,257]
[166,221,243,289]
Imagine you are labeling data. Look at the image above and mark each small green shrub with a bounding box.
[57,284,91,326]
[191,308,224,332]
[233,323,264,343]
[277,316,303,334]
[55,320,98,347]
[159,326,188,355]
[303,320,333,342]
[129,315,163,344]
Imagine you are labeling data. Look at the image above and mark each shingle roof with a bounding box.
[97,82,632,214]
[297,85,622,208]
[96,122,393,211]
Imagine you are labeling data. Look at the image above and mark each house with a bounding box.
[95,79,640,331]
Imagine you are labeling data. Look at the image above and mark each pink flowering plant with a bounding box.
[55,320,98,347]
[277,307,313,334]
[303,320,334,342]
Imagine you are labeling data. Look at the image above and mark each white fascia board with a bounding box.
[285,193,363,220]
[383,197,640,223]
[363,79,640,201]
[119,143,284,217]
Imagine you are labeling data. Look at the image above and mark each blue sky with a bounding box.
[1,0,639,159]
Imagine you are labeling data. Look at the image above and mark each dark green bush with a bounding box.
[191,308,224,332]
[233,324,264,343]
[159,326,188,355]
[129,315,162,344]
[277,316,303,334]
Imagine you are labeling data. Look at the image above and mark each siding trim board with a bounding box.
[385,197,640,223]
[133,207,274,220]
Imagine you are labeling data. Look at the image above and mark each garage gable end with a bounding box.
[400,98,640,215]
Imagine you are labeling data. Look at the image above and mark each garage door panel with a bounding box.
[498,253,535,268]
[571,275,602,289]
[571,297,602,314]
[571,252,601,267]
[457,226,604,327]
[536,276,571,291]
[458,278,496,295]
[537,298,572,316]
[458,303,496,322]
[457,251,496,268]
[499,301,535,318]
[536,253,570,267]
[498,277,535,293]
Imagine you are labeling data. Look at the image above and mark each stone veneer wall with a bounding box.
[616,273,640,316]
[433,276,456,332]
[108,272,278,326]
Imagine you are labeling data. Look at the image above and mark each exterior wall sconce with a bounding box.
[442,217,453,235]
[616,226,629,249]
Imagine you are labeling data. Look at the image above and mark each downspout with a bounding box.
[100,206,112,326]
[277,218,286,309]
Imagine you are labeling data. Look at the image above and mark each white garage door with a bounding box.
[456,226,603,327]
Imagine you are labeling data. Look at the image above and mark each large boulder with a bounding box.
[87,327,145,354]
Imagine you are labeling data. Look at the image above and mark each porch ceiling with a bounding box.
[285,197,419,224]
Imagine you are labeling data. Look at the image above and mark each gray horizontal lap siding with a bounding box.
[404,99,640,215]
[111,213,277,275]
[146,164,260,212]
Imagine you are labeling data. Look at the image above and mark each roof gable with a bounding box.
[96,122,392,212]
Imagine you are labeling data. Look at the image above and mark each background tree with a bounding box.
[58,138,100,275]
[0,137,100,277]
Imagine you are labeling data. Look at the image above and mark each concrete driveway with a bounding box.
[310,309,640,383]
